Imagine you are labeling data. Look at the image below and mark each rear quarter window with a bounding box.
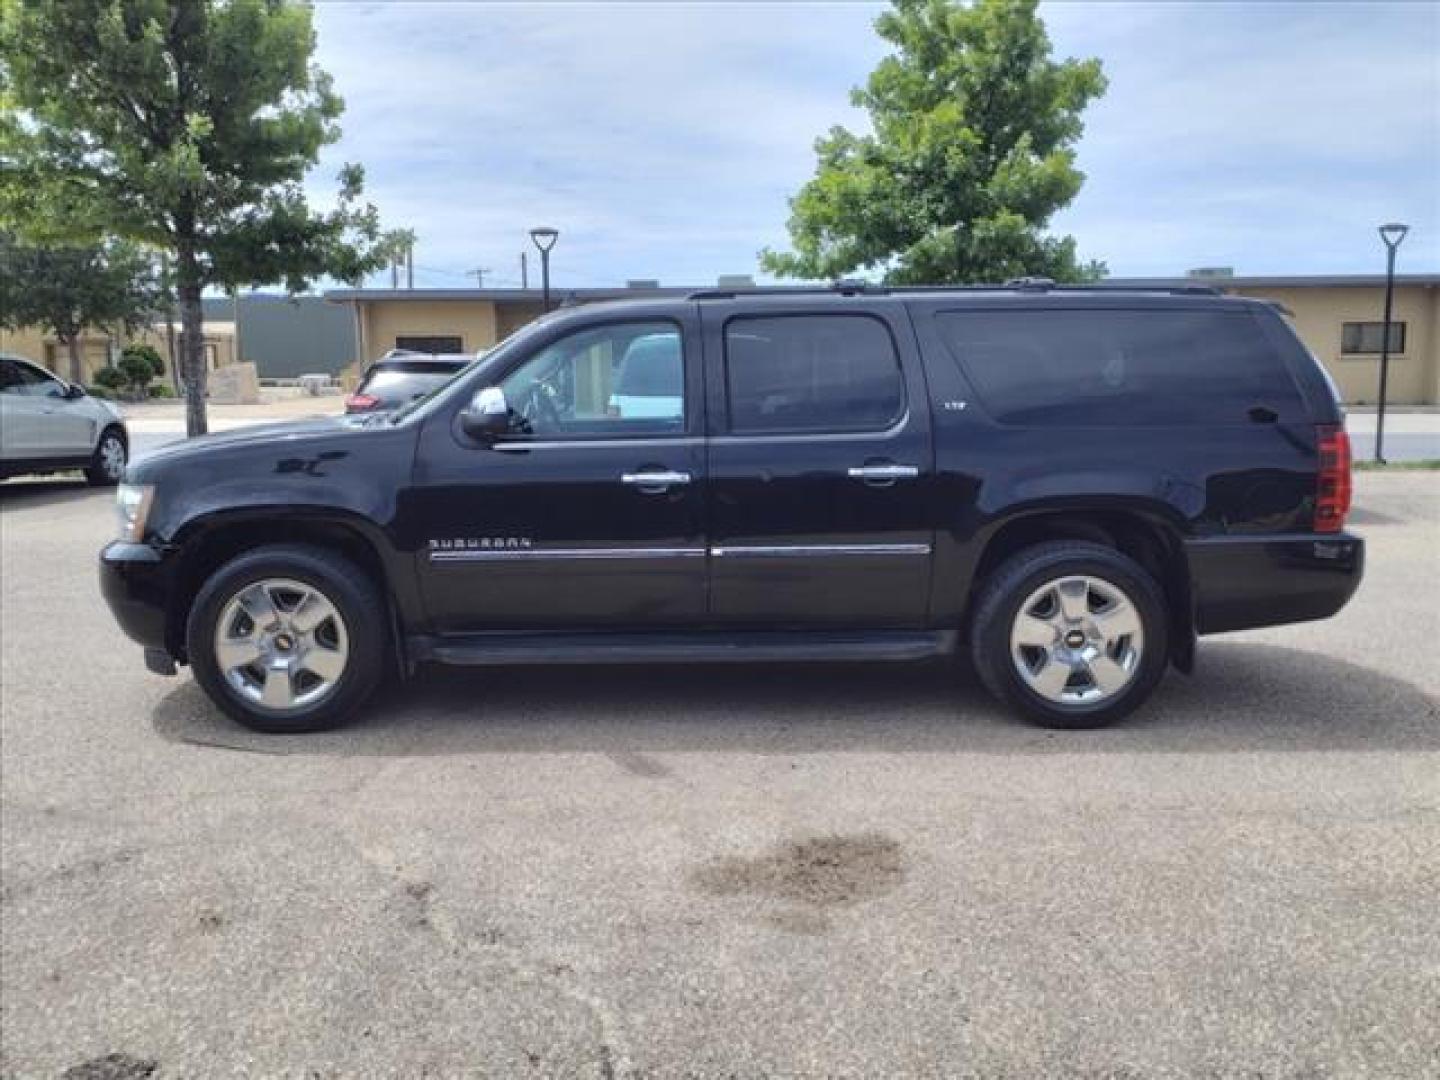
[935,309,1304,427]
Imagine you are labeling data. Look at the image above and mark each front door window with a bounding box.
[499,322,684,439]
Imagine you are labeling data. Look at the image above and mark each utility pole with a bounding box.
[520,251,529,288]
[472,267,491,288]
[406,241,414,289]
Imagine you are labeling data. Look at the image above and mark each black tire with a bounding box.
[186,544,388,733]
[85,426,128,486]
[969,541,1169,729]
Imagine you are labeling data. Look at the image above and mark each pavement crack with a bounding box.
[333,828,636,1078]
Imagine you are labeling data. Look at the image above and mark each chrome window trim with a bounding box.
[709,411,912,445]
[430,546,706,563]
[709,543,932,558]
[493,437,703,451]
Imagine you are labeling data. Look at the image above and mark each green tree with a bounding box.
[0,232,159,383]
[761,0,1107,285]
[1,0,395,435]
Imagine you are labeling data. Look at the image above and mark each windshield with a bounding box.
[385,313,568,427]
[359,364,468,406]
[384,360,479,424]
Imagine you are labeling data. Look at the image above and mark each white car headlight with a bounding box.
[116,484,155,542]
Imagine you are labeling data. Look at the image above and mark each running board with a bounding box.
[411,630,956,667]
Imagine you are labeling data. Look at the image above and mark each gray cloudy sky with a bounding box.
[309,1,1439,289]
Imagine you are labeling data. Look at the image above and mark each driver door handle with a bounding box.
[847,464,919,483]
[621,470,691,490]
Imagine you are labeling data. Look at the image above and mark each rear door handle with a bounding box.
[847,464,919,484]
[621,470,691,491]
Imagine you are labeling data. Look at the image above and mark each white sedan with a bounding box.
[0,352,129,485]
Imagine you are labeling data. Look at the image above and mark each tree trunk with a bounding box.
[176,241,207,437]
[65,335,83,385]
[165,312,180,393]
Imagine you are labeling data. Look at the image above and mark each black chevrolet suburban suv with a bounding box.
[100,281,1363,733]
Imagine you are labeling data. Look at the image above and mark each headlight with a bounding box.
[116,484,155,542]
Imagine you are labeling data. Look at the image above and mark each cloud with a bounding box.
[308,1,1438,286]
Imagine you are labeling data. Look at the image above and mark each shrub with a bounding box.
[147,383,176,398]
[122,343,166,380]
[117,350,157,395]
[93,365,127,392]
[85,385,115,400]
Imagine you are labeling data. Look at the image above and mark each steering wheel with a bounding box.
[519,382,563,431]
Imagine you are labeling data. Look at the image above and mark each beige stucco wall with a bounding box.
[0,323,235,384]
[1229,284,1439,406]
[356,299,498,363]
[496,301,546,341]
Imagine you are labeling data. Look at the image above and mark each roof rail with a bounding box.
[686,279,891,300]
[997,277,1223,297]
[687,279,1224,300]
[1005,276,1056,291]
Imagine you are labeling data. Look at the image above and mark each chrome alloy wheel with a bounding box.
[99,434,126,480]
[1009,574,1144,706]
[213,578,350,712]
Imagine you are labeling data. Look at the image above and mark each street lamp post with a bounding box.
[529,227,559,312]
[1374,222,1408,464]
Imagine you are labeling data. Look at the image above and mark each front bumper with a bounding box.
[99,541,177,657]
[1184,531,1364,635]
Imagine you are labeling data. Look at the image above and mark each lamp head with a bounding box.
[529,226,559,253]
[1379,222,1409,250]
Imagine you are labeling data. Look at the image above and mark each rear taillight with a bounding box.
[345,393,379,412]
[1315,423,1352,533]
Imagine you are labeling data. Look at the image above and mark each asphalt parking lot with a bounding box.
[2,473,1437,1078]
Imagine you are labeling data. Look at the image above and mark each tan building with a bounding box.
[328,275,1440,405]
[323,286,682,386]
[0,320,237,385]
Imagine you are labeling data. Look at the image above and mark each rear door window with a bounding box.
[934,309,1303,426]
[724,314,905,434]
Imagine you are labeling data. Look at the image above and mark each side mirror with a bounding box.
[460,386,511,441]
[64,383,86,400]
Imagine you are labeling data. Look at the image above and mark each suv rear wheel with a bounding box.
[970,540,1169,729]
[186,544,387,733]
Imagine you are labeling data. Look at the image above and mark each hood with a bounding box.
[130,415,358,470]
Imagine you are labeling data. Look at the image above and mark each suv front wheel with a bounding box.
[186,544,388,733]
[86,426,127,486]
[970,541,1169,729]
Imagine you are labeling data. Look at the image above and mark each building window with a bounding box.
[1341,322,1406,355]
[395,334,464,354]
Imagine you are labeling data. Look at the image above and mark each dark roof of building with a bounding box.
[1108,274,1440,289]
[323,286,695,303]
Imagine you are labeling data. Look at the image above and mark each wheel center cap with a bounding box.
[1063,630,1086,649]
[274,633,296,652]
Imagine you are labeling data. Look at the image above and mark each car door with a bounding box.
[16,360,96,454]
[0,358,44,460]
[702,301,935,628]
[409,311,707,634]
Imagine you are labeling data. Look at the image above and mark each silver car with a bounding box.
[0,352,129,485]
